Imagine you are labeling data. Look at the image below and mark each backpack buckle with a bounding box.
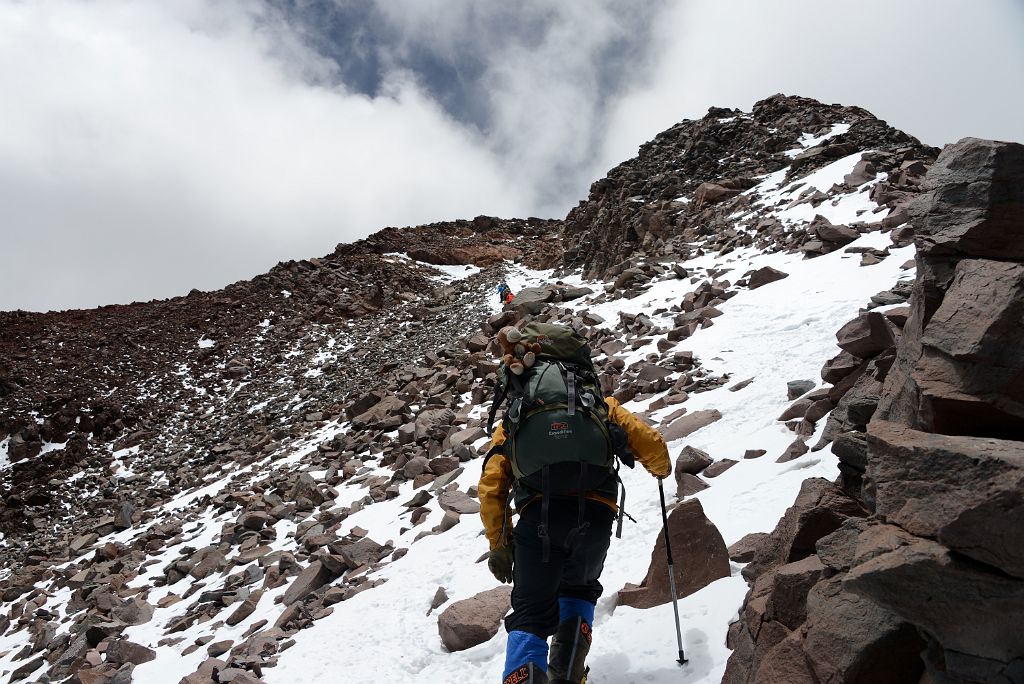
[508,397,523,424]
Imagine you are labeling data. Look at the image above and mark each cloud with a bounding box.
[598,0,1024,174]
[2,0,1021,312]
[0,0,532,311]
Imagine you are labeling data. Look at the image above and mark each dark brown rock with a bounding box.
[801,576,925,684]
[747,267,789,290]
[729,532,769,563]
[911,137,1024,261]
[867,420,1024,578]
[845,537,1024,672]
[674,445,713,475]
[282,561,340,606]
[103,640,156,666]
[742,478,867,581]
[835,312,896,359]
[662,409,722,441]
[676,473,709,497]
[821,350,861,384]
[704,459,738,478]
[775,439,808,463]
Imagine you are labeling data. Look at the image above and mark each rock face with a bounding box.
[561,94,935,280]
[724,138,1024,684]
[436,586,513,652]
[617,499,729,609]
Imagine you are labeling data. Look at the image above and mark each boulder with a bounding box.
[835,312,896,359]
[351,395,409,429]
[729,532,769,563]
[778,397,813,422]
[800,576,925,684]
[512,287,554,315]
[742,478,867,581]
[845,537,1024,673]
[676,473,709,497]
[437,586,512,652]
[910,137,1024,260]
[776,439,809,463]
[913,259,1024,436]
[662,409,722,442]
[414,408,456,442]
[786,380,815,400]
[438,490,480,515]
[617,499,729,609]
[813,220,860,245]
[703,459,738,478]
[867,420,1024,578]
[843,158,877,186]
[674,446,713,475]
[103,640,156,666]
[748,266,789,290]
[821,350,861,384]
[282,560,341,606]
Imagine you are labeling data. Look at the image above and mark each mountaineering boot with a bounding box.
[547,616,591,683]
[502,661,548,684]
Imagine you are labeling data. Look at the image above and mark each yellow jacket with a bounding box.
[477,397,671,550]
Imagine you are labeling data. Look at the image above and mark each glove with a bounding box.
[488,545,514,584]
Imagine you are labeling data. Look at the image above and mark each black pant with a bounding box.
[504,498,615,638]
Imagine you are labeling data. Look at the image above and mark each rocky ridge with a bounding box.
[0,95,1017,684]
[561,93,937,280]
[722,138,1024,684]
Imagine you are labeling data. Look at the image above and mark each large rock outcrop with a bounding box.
[560,94,936,280]
[724,138,1024,684]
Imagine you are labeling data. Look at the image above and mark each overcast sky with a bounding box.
[2,0,1022,312]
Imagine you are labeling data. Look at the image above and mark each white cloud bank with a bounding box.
[1,0,1022,311]
[0,0,530,311]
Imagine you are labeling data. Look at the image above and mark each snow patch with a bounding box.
[783,122,851,158]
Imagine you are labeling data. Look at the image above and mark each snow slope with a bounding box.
[262,245,912,681]
[0,144,917,684]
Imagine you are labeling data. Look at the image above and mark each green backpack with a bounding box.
[486,323,634,554]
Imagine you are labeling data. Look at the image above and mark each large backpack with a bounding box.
[486,322,632,555]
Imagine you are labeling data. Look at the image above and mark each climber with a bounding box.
[479,323,671,684]
[497,282,515,306]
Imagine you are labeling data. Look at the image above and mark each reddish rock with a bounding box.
[282,561,340,606]
[747,266,789,290]
[729,532,769,563]
[103,639,156,666]
[776,439,808,463]
[704,459,738,478]
[674,445,713,475]
[676,473,709,497]
[617,499,729,609]
[437,586,512,652]
[662,409,722,442]
[867,420,1024,578]
[835,312,896,359]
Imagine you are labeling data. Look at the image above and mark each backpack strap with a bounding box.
[539,465,551,563]
[486,368,527,436]
[486,377,510,437]
[565,365,577,416]
[563,463,591,552]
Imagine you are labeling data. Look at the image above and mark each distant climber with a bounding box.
[497,282,515,306]
[479,322,671,684]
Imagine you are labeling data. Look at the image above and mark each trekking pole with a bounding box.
[658,478,687,665]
